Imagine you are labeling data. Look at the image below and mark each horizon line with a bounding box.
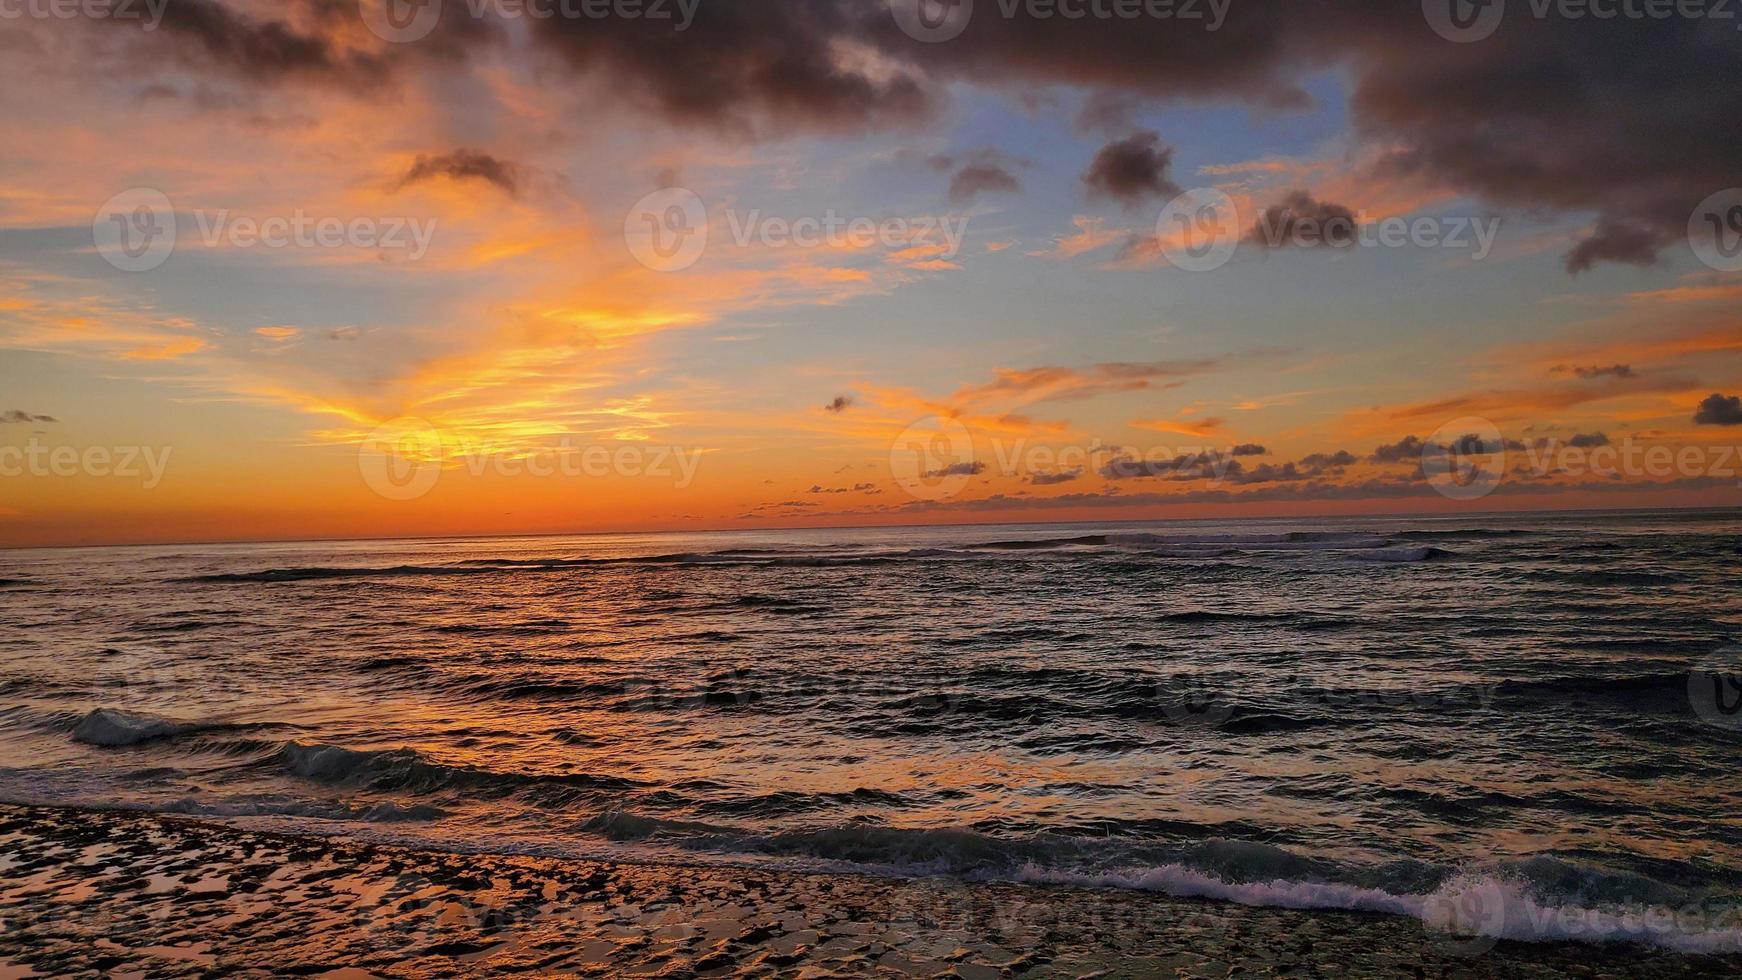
[4,502,1737,553]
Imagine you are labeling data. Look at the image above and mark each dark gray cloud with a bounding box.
[136,0,418,84]
[530,1,930,135]
[925,461,986,478]
[930,149,1023,202]
[877,472,1736,517]
[1565,364,1635,380]
[1082,131,1180,209]
[1226,462,1302,484]
[1100,457,1158,479]
[1298,450,1358,471]
[1029,469,1083,486]
[1563,217,1662,273]
[0,410,56,424]
[1221,450,1354,485]
[1371,435,1520,474]
[1567,432,1610,448]
[1440,434,1520,456]
[1370,436,1426,464]
[926,9,1741,270]
[1353,17,1741,274]
[93,2,1739,271]
[1230,444,1269,457]
[1694,393,1742,426]
[823,395,853,414]
[1075,90,1142,136]
[1101,447,1356,484]
[949,162,1021,203]
[1247,192,1360,248]
[1101,450,1229,481]
[397,149,520,196]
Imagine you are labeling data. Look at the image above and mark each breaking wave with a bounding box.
[70,709,273,748]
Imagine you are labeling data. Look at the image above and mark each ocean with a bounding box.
[3,508,1741,952]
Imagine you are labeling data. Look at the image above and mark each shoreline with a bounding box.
[4,804,1739,977]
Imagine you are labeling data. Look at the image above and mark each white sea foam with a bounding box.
[1015,865,1742,954]
[1107,533,1395,552]
[1014,862,1420,914]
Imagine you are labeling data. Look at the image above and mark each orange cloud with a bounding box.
[121,337,209,361]
[952,362,1198,406]
[1027,216,1123,259]
[1132,416,1227,438]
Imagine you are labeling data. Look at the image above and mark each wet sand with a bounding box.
[1,804,1736,978]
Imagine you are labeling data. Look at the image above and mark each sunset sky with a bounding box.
[1,0,1739,547]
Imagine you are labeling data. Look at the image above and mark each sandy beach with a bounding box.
[1,803,1736,978]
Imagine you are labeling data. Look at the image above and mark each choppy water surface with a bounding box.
[3,510,1741,948]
